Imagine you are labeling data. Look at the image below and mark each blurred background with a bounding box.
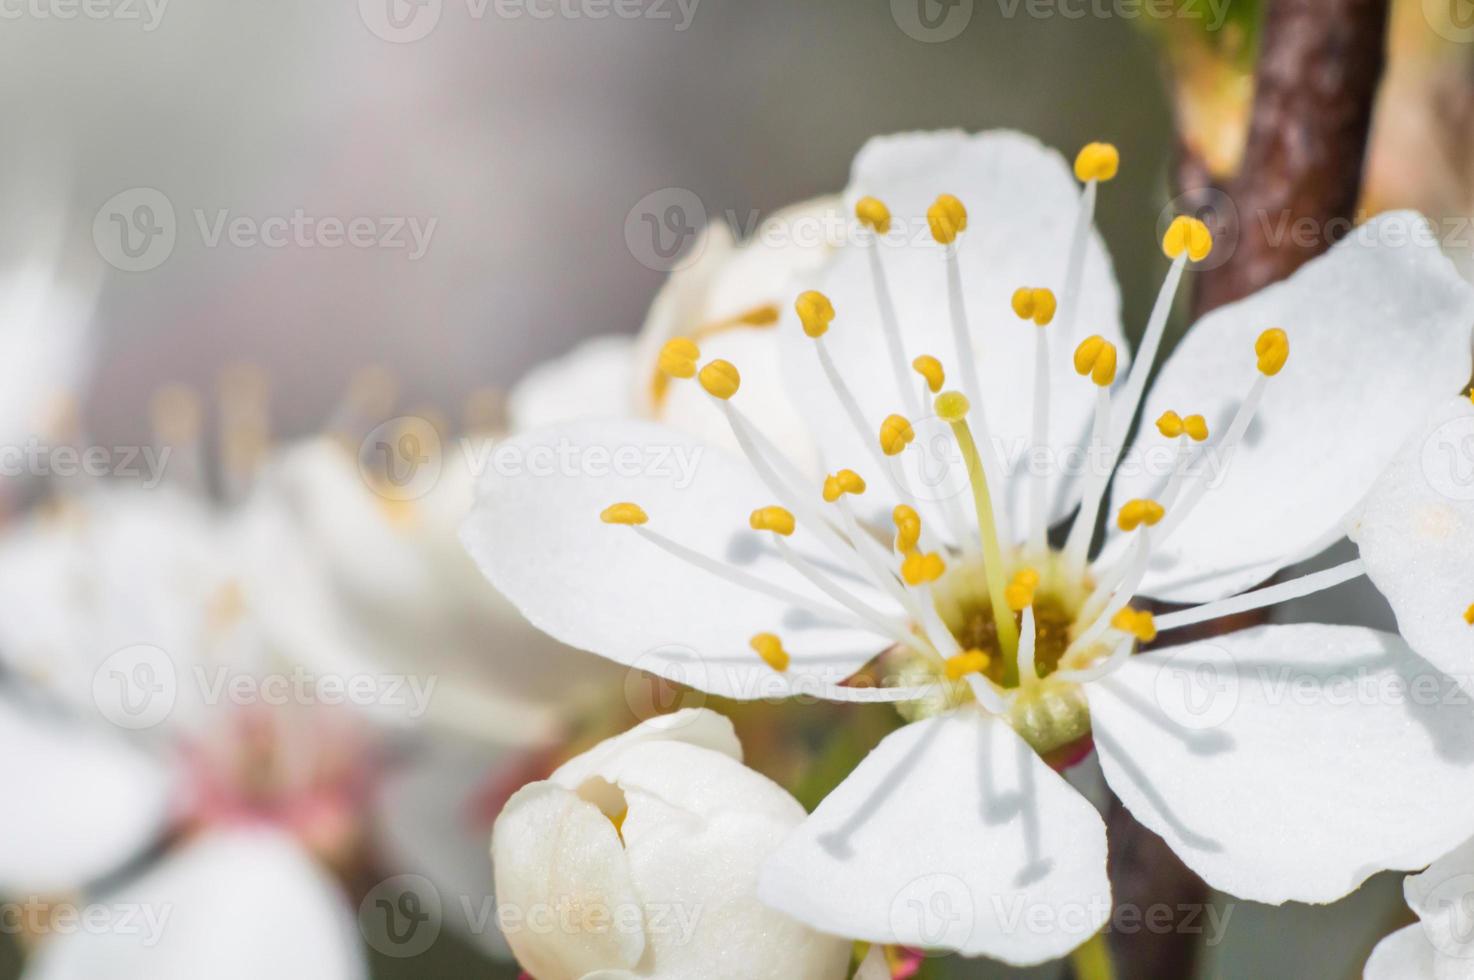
[1,0,1471,976]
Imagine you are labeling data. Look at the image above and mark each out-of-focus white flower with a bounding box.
[1366,834,1474,979]
[491,708,852,980]
[463,130,1474,965]
[508,197,842,471]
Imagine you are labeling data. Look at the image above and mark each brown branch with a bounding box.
[1190,0,1392,317]
[1096,3,1392,977]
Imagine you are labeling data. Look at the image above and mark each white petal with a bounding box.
[509,334,641,431]
[1089,623,1474,904]
[758,707,1111,965]
[1350,396,1474,683]
[550,707,743,788]
[1365,923,1444,980]
[780,130,1124,539]
[491,781,647,980]
[0,697,172,894]
[23,829,365,980]
[459,419,896,699]
[1402,833,1474,973]
[1110,211,1474,603]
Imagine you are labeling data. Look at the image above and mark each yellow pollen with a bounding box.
[657,337,701,379]
[901,551,946,586]
[698,359,741,399]
[879,414,915,456]
[855,196,892,235]
[893,504,922,553]
[1464,603,1474,625]
[749,633,790,673]
[927,194,967,245]
[912,355,945,393]
[1111,607,1158,643]
[795,290,836,338]
[822,469,867,503]
[1005,568,1040,611]
[1162,216,1213,262]
[1255,328,1290,376]
[1010,287,1057,326]
[944,649,991,681]
[1117,498,1165,532]
[1073,335,1118,386]
[1073,142,1120,183]
[934,390,970,422]
[749,505,796,536]
[600,502,648,526]
[1156,410,1185,438]
[1184,414,1209,441]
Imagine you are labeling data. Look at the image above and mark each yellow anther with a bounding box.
[600,502,648,526]
[749,505,796,537]
[927,194,967,245]
[657,337,701,379]
[1162,216,1213,262]
[1111,607,1158,643]
[795,290,836,339]
[1073,335,1118,386]
[944,649,990,681]
[697,359,741,399]
[1156,410,1184,438]
[1117,498,1166,532]
[893,505,922,554]
[1255,328,1290,376]
[912,355,945,393]
[821,469,867,503]
[1465,603,1474,625]
[750,633,790,673]
[854,196,891,236]
[1005,568,1040,611]
[1183,414,1209,442]
[1010,287,1057,327]
[879,414,915,456]
[901,551,946,586]
[935,390,970,422]
[1073,142,1120,183]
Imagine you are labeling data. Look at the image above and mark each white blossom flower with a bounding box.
[491,707,852,979]
[1366,834,1474,978]
[463,130,1474,964]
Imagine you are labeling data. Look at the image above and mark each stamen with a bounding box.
[822,468,866,502]
[1056,142,1117,339]
[936,389,1020,666]
[1061,338,1119,575]
[1065,527,1152,660]
[1155,411,1209,510]
[1014,287,1057,556]
[879,414,915,456]
[1152,559,1366,633]
[944,649,990,681]
[749,505,796,536]
[750,632,790,673]
[1052,632,1134,684]
[658,337,701,379]
[1016,606,1038,688]
[900,551,946,586]
[770,534,932,657]
[1073,142,1120,184]
[1115,498,1165,532]
[697,358,741,400]
[912,356,944,394]
[855,199,921,418]
[1154,328,1288,545]
[893,505,922,554]
[1005,568,1039,611]
[1110,607,1158,642]
[1466,604,1474,626]
[600,502,649,525]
